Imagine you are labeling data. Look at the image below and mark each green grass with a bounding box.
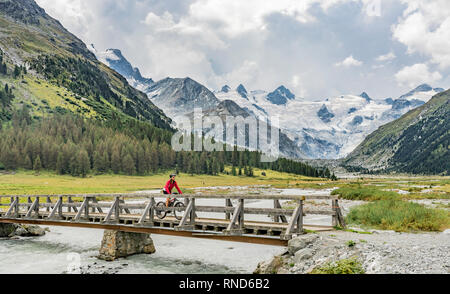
[310,257,365,274]
[331,186,398,201]
[346,240,356,247]
[333,227,373,234]
[346,199,450,232]
[0,169,316,197]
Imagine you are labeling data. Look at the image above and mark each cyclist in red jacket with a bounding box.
[163,174,183,207]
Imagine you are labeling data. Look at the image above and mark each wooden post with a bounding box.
[74,198,88,221]
[283,200,303,240]
[273,200,279,223]
[14,196,19,217]
[114,197,120,223]
[35,197,40,217]
[120,199,131,214]
[46,196,51,212]
[91,197,96,213]
[225,199,244,235]
[68,196,78,213]
[91,197,103,213]
[138,198,154,226]
[273,200,288,223]
[190,198,196,226]
[332,199,338,227]
[103,198,119,223]
[296,199,303,234]
[149,197,155,223]
[238,199,244,230]
[225,199,232,220]
[5,197,18,218]
[176,198,195,230]
[335,199,347,228]
[58,196,63,218]
[25,197,39,218]
[84,197,90,219]
[49,197,63,219]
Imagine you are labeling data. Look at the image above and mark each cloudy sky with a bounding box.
[35,0,450,100]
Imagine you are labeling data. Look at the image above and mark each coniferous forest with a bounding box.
[0,108,334,179]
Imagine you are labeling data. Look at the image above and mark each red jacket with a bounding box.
[164,180,182,194]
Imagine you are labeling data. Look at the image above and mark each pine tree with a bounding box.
[93,151,103,173]
[136,146,147,175]
[13,65,20,78]
[56,152,65,174]
[244,165,249,176]
[122,153,136,175]
[111,146,121,174]
[232,165,237,176]
[331,173,338,181]
[23,155,33,169]
[33,155,42,173]
[78,149,91,177]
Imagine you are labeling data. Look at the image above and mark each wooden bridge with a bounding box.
[0,193,346,246]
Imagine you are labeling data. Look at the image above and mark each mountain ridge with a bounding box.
[0,0,172,129]
[343,89,450,174]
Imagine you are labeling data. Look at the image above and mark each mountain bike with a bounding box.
[156,193,185,221]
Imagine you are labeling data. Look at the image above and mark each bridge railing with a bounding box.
[0,193,346,240]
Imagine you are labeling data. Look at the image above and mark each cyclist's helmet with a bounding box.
[169,174,177,178]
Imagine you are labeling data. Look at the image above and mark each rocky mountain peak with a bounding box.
[94,47,154,90]
[267,85,295,105]
[221,85,231,93]
[317,104,335,123]
[359,92,372,102]
[0,0,46,25]
[236,84,248,99]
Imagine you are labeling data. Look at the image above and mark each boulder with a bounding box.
[1,224,47,238]
[294,248,315,263]
[254,256,284,274]
[288,234,319,255]
[12,226,29,237]
[0,223,18,237]
[23,225,46,236]
[98,230,156,261]
[10,225,47,237]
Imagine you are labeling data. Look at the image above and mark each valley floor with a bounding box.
[1,171,449,274]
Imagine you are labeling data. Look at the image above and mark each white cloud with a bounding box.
[335,55,363,67]
[184,0,352,38]
[395,63,442,88]
[34,0,449,100]
[392,0,450,69]
[376,52,396,62]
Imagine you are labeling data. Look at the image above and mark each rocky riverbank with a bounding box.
[254,230,450,274]
[0,223,48,238]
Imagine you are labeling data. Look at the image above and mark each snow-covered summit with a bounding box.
[89,45,154,93]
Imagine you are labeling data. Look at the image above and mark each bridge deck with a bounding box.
[0,193,345,245]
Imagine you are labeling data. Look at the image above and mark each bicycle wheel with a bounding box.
[174,202,185,221]
[156,202,167,219]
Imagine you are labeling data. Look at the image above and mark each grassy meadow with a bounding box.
[0,168,321,196]
[1,170,449,232]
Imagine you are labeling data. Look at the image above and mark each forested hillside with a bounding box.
[0,112,333,179]
[0,0,171,129]
[343,89,449,175]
